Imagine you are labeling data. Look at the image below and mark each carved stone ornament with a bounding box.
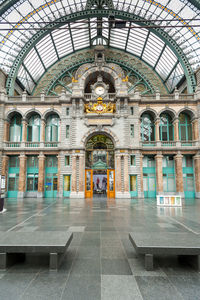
[84,97,116,114]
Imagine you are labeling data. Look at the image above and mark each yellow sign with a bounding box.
[84,98,116,114]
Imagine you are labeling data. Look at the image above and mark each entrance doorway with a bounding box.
[85,169,115,198]
[85,134,115,198]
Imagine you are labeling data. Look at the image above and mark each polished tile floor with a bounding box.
[0,197,200,300]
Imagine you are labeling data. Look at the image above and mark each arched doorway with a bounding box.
[85,134,115,198]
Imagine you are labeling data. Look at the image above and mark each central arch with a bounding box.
[85,134,115,198]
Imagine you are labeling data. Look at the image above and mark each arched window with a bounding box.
[179,113,192,141]
[9,114,22,142]
[45,114,59,142]
[159,113,173,141]
[140,113,155,141]
[27,114,41,142]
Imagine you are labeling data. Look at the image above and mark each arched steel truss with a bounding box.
[4,9,197,96]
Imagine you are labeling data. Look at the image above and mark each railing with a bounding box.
[5,142,20,148]
[44,142,58,147]
[161,141,176,147]
[181,141,194,146]
[141,141,156,147]
[84,93,116,100]
[25,142,40,148]
[4,141,60,148]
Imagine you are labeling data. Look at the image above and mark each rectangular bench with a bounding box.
[129,232,200,271]
[0,231,73,271]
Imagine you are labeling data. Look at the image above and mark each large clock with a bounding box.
[95,85,105,96]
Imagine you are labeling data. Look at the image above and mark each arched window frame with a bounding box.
[140,113,155,141]
[9,114,22,142]
[159,113,174,141]
[178,113,192,141]
[45,114,59,142]
[27,114,41,142]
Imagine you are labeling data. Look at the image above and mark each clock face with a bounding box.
[95,85,105,95]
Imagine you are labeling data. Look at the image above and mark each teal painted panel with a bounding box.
[44,190,57,198]
[130,191,138,197]
[183,167,193,174]
[144,191,156,198]
[7,191,18,198]
[143,167,156,173]
[184,191,195,199]
[163,167,175,174]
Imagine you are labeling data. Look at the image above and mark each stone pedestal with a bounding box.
[175,153,184,196]
[37,153,45,198]
[194,154,200,198]
[155,154,163,194]
[18,154,27,198]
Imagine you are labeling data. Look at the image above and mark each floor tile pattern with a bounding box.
[0,197,200,299]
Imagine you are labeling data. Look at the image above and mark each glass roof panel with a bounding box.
[0,0,200,93]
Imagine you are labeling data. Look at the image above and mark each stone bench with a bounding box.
[129,232,200,271]
[0,231,73,270]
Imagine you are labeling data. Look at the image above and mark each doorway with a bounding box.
[85,134,115,199]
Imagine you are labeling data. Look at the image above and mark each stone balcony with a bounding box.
[140,140,199,150]
[4,142,60,150]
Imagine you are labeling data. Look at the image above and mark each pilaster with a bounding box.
[192,118,199,141]
[173,118,179,141]
[70,154,78,198]
[140,154,144,197]
[22,119,27,142]
[78,153,85,198]
[37,153,45,198]
[155,118,160,142]
[194,154,200,198]
[1,155,9,193]
[41,119,46,144]
[18,153,27,198]
[155,153,163,194]
[3,120,9,142]
[175,153,184,196]
[115,152,122,198]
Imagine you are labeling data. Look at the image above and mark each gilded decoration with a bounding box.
[84,97,116,114]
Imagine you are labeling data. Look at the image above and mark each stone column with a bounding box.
[38,153,45,198]
[123,152,130,197]
[173,118,179,141]
[78,153,85,198]
[1,155,9,193]
[18,153,27,198]
[115,153,122,197]
[41,119,46,145]
[192,118,199,141]
[140,154,144,197]
[155,153,163,194]
[194,154,200,198]
[3,120,9,142]
[155,118,160,142]
[57,154,61,196]
[175,153,184,196]
[22,119,27,142]
[70,154,77,197]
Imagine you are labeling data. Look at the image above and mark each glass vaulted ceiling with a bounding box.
[0,0,200,94]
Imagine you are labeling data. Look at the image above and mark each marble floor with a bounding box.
[0,197,200,300]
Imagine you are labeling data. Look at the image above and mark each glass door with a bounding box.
[7,174,19,198]
[85,170,93,198]
[63,175,71,197]
[107,170,115,198]
[130,175,138,197]
[45,173,57,198]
